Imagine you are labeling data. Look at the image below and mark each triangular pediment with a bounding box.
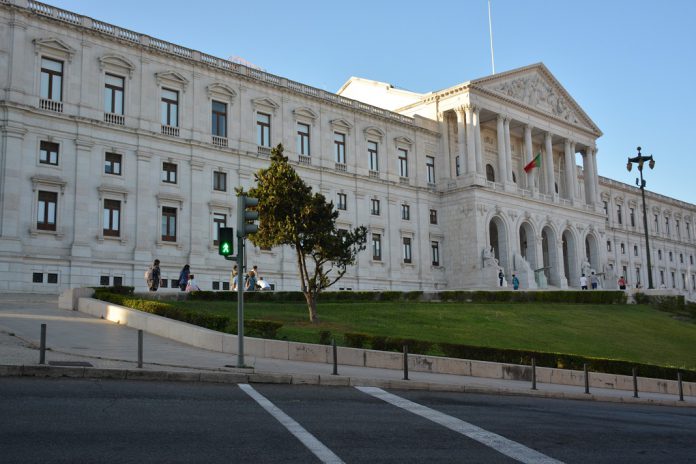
[33,37,76,60]
[330,118,353,132]
[207,82,237,99]
[292,107,318,120]
[472,63,601,136]
[99,54,135,76]
[251,97,280,111]
[155,71,189,89]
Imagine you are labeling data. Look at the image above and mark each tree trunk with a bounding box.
[304,291,319,323]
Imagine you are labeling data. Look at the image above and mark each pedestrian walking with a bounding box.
[512,274,519,290]
[580,274,588,290]
[590,272,599,290]
[618,276,626,290]
[245,271,257,292]
[178,264,190,291]
[145,259,161,292]
[185,274,201,292]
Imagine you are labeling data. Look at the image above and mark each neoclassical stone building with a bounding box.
[1,0,695,297]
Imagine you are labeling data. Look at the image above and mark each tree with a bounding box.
[248,144,367,322]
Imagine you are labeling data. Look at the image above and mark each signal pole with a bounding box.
[235,193,259,368]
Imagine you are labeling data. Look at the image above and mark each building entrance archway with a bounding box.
[519,222,537,270]
[562,229,579,287]
[489,217,509,274]
[541,226,559,286]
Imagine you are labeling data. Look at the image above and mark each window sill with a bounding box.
[29,227,64,239]
[98,234,128,245]
[156,239,184,250]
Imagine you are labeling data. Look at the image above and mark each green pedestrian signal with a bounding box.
[218,227,234,257]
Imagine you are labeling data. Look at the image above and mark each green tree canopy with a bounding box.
[248,144,367,322]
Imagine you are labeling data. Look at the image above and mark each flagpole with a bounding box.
[488,0,495,74]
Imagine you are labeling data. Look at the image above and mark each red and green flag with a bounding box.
[524,152,541,173]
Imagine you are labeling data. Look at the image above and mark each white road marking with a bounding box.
[356,386,564,464]
[238,384,344,464]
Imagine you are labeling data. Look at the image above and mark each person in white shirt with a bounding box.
[580,274,588,290]
[257,276,271,291]
[185,274,201,292]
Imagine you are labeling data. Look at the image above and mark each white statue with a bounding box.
[482,246,499,268]
[581,258,592,277]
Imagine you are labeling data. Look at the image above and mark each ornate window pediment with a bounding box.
[98,185,129,202]
[330,118,353,133]
[614,196,624,205]
[394,135,413,147]
[155,71,189,90]
[206,83,237,100]
[31,175,66,193]
[251,97,280,113]
[363,126,385,141]
[33,37,76,61]
[98,54,135,77]
[292,107,318,121]
[156,193,184,210]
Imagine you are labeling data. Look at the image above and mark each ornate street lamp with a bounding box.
[626,147,655,289]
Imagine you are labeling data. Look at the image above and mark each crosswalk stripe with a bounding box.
[356,386,564,464]
[239,384,344,464]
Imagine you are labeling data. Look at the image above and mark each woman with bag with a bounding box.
[178,264,190,291]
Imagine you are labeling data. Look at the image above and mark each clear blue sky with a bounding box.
[48,0,696,204]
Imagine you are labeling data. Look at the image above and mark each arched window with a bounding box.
[486,164,495,182]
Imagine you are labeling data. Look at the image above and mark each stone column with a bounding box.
[524,124,534,191]
[563,139,576,202]
[71,138,95,257]
[134,150,153,262]
[496,115,506,183]
[583,147,596,205]
[464,106,476,175]
[504,117,513,183]
[544,132,555,195]
[570,142,578,200]
[590,147,600,205]
[0,125,26,252]
[473,107,483,175]
[438,112,452,177]
[455,107,468,174]
[188,159,206,266]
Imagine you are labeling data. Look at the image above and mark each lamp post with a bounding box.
[626,147,655,289]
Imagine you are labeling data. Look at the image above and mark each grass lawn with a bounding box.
[166,299,696,370]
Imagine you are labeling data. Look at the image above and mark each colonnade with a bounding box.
[440,106,600,206]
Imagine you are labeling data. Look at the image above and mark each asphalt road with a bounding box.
[1,378,694,463]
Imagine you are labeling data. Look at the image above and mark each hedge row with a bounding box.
[94,291,282,336]
[186,289,627,304]
[343,332,696,382]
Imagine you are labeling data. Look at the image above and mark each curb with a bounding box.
[1,364,693,408]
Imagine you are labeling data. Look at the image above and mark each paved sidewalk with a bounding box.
[0,293,693,407]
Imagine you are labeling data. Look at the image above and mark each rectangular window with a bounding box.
[37,191,57,231]
[402,237,412,264]
[47,273,58,284]
[161,207,177,242]
[617,205,622,225]
[114,276,123,287]
[368,141,379,172]
[103,199,121,237]
[401,204,410,220]
[162,162,177,184]
[426,156,435,183]
[398,148,408,177]
[654,214,659,232]
[660,270,665,285]
[100,276,110,286]
[212,281,220,291]
[431,241,440,266]
[334,132,346,164]
[455,156,461,177]
[337,193,347,211]
[160,278,168,288]
[669,251,673,262]
[635,267,641,286]
[370,199,380,216]
[297,122,310,156]
[104,73,124,114]
[680,253,683,264]
[429,209,438,225]
[607,241,612,252]
[161,88,179,127]
[629,207,635,227]
[257,112,271,147]
[104,152,122,175]
[40,57,63,101]
[620,243,625,254]
[372,233,382,261]
[213,213,226,245]
[213,171,227,192]
[39,141,59,166]
[212,100,227,137]
[671,271,675,288]
[603,201,608,218]
[665,217,670,234]
[676,220,680,238]
[33,272,43,283]
[633,245,638,257]
[658,249,662,260]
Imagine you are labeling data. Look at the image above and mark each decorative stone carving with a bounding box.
[490,73,580,124]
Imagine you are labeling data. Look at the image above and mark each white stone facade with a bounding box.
[1,1,695,298]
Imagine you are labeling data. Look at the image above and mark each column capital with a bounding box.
[497,113,506,123]
[524,123,533,132]
[545,131,553,142]
[455,106,467,118]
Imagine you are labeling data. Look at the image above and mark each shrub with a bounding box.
[318,330,332,345]
[244,319,283,339]
[344,332,371,348]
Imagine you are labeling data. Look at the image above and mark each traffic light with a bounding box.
[218,227,234,257]
[237,194,259,238]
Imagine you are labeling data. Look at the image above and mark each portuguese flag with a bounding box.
[524,152,541,173]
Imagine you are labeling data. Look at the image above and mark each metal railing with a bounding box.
[39,98,63,113]
[104,113,124,125]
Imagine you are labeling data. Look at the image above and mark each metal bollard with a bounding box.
[677,372,684,402]
[137,330,143,369]
[403,344,409,380]
[584,363,590,394]
[39,323,47,365]
[633,367,639,398]
[531,357,537,390]
[331,338,338,376]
